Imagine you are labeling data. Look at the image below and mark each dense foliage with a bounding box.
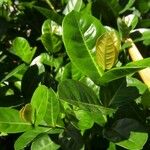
[0,0,150,149]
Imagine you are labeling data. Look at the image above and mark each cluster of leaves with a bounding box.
[0,0,150,149]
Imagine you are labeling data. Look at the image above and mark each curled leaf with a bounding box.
[20,103,33,123]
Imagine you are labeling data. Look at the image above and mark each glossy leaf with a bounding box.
[63,0,82,15]
[63,11,105,84]
[10,37,36,64]
[0,108,31,133]
[101,58,150,83]
[58,79,115,115]
[116,132,148,150]
[124,14,138,30]
[31,134,60,150]
[31,85,49,125]
[44,88,60,127]
[96,31,120,70]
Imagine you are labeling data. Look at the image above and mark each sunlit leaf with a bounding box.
[31,85,49,125]
[116,132,148,150]
[63,0,82,15]
[63,11,105,85]
[0,108,31,133]
[44,88,60,127]
[10,37,36,64]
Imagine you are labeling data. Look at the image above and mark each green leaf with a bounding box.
[63,11,105,85]
[21,65,44,100]
[33,6,63,25]
[101,58,150,83]
[103,118,145,143]
[141,88,150,108]
[107,142,116,150]
[92,0,121,25]
[116,132,148,150]
[63,0,82,15]
[74,109,94,130]
[19,103,33,123]
[127,77,147,94]
[124,14,138,30]
[14,127,49,150]
[31,134,60,150]
[132,28,150,45]
[0,108,31,133]
[96,31,120,70]
[1,64,27,82]
[41,33,62,54]
[135,0,150,14]
[44,88,60,127]
[10,37,36,64]
[119,0,135,14]
[41,19,62,53]
[31,85,49,125]
[58,79,115,115]
[74,109,106,130]
[100,79,139,108]
[42,19,51,35]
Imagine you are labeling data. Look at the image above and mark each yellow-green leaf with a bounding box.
[20,103,33,123]
[96,31,120,70]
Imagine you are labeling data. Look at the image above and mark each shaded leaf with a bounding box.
[58,79,115,115]
[1,64,27,83]
[21,65,44,100]
[141,88,150,108]
[34,6,63,25]
[103,118,145,143]
[119,0,135,14]
[100,79,139,108]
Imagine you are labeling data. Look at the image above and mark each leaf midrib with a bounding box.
[74,13,103,77]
